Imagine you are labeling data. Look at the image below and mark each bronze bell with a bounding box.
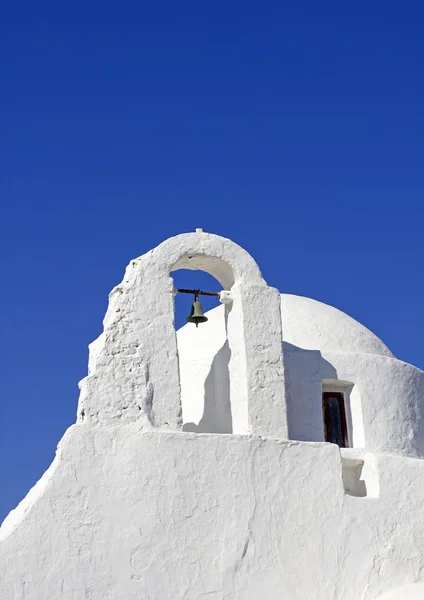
[186,296,208,327]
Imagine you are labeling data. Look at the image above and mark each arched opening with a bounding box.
[172,269,222,330]
[171,267,233,434]
[171,253,235,289]
[79,231,287,437]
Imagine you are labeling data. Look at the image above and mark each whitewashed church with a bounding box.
[1,230,424,600]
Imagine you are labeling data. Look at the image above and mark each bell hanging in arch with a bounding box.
[186,296,208,327]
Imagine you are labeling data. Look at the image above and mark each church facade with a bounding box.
[1,230,424,600]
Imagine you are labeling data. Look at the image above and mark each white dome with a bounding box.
[280,294,393,357]
[177,294,393,359]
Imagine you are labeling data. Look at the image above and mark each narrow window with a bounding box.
[322,392,348,447]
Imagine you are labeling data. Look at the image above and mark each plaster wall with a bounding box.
[3,232,424,600]
[376,583,424,599]
[280,294,393,358]
[78,231,287,439]
[178,303,424,458]
[285,348,424,457]
[1,426,424,600]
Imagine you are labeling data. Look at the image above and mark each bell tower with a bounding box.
[77,229,288,438]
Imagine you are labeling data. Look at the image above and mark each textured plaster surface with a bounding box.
[280,294,393,358]
[178,300,424,458]
[2,427,424,600]
[285,348,424,457]
[2,233,424,599]
[78,231,287,438]
[376,583,424,599]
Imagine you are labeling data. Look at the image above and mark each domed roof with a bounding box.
[177,294,393,359]
[280,294,393,357]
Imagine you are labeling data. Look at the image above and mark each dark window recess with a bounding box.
[322,392,348,447]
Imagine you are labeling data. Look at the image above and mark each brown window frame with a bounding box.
[322,391,349,448]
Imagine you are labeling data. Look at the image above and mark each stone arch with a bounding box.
[77,231,288,438]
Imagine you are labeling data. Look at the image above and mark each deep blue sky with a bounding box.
[1,2,423,521]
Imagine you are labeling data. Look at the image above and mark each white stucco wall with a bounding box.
[2,232,424,600]
[178,299,424,458]
[376,583,424,599]
[280,294,393,358]
[285,348,424,457]
[78,230,287,439]
[2,425,424,600]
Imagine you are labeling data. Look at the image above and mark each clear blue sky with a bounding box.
[1,1,423,521]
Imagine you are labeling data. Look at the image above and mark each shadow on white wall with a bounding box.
[182,341,233,434]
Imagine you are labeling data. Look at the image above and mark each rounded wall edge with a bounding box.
[281,294,394,358]
[152,232,266,288]
[322,352,424,458]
